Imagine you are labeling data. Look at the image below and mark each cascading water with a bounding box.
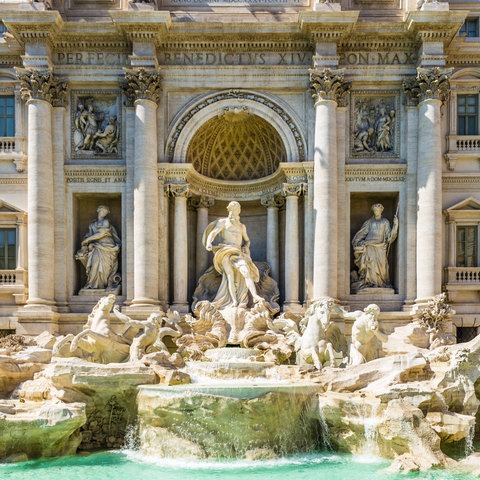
[317,403,332,451]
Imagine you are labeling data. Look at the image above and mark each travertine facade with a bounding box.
[0,0,479,339]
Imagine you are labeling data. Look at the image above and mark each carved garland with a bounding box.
[16,68,67,106]
[403,67,452,106]
[167,89,305,163]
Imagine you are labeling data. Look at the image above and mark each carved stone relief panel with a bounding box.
[71,91,121,160]
[350,92,399,160]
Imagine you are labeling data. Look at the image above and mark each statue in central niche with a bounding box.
[190,201,282,352]
[203,201,263,309]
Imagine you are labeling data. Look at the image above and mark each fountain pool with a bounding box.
[0,451,477,480]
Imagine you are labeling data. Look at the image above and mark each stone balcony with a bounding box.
[0,269,27,304]
[445,135,480,170]
[444,266,480,302]
[0,137,27,172]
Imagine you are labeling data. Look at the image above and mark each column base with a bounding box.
[170,301,190,314]
[15,306,59,335]
[282,302,304,314]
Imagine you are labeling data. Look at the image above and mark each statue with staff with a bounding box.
[351,203,399,292]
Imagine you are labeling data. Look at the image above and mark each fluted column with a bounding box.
[123,69,161,306]
[302,170,314,304]
[261,194,284,282]
[170,184,191,312]
[193,196,214,279]
[404,67,451,301]
[17,69,67,308]
[309,68,350,301]
[282,183,302,310]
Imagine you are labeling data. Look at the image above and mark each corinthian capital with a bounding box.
[122,68,162,105]
[261,194,284,208]
[282,183,302,197]
[168,183,191,198]
[309,68,350,106]
[16,69,67,106]
[403,67,452,106]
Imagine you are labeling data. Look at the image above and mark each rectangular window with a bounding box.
[0,96,14,137]
[0,228,16,270]
[456,226,478,267]
[457,94,478,135]
[460,18,479,38]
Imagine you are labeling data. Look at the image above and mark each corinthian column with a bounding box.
[123,68,161,307]
[403,67,451,301]
[169,184,191,312]
[261,194,284,282]
[310,68,350,301]
[17,69,67,308]
[282,183,302,311]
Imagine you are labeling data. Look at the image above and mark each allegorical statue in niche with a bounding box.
[203,201,263,309]
[351,203,398,293]
[75,205,121,291]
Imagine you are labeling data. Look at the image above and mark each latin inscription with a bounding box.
[340,52,417,66]
[56,52,128,66]
[55,51,417,67]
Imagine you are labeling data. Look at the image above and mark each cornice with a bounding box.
[298,10,359,43]
[443,174,480,184]
[0,175,27,185]
[2,10,64,47]
[405,10,469,48]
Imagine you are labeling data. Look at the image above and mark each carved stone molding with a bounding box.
[167,89,305,163]
[345,164,407,182]
[122,68,162,105]
[0,175,27,185]
[65,166,126,184]
[309,68,350,106]
[16,69,67,106]
[403,67,452,106]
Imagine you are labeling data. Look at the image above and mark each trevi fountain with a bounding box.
[0,201,480,479]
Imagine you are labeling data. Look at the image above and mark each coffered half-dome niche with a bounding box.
[187,107,287,181]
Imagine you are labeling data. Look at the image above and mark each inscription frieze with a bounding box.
[65,167,126,184]
[53,50,417,67]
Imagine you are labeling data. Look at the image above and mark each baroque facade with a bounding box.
[0,0,479,339]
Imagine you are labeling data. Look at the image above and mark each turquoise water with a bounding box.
[0,451,477,480]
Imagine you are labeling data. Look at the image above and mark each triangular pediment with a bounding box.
[0,199,24,213]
